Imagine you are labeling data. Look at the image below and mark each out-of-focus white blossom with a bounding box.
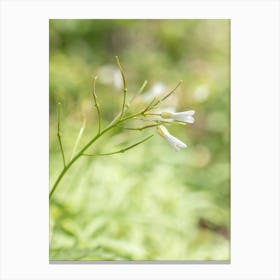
[193,85,209,102]
[142,81,166,102]
[97,64,122,89]
[156,125,187,151]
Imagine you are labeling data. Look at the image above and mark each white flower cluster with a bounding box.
[156,110,195,151]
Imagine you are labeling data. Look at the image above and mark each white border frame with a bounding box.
[1,0,279,279]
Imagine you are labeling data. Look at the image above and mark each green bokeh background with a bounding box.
[49,19,230,261]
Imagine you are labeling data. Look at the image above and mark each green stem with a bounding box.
[57,102,66,168]
[149,80,182,110]
[49,111,144,200]
[143,97,158,113]
[50,134,99,199]
[144,113,161,116]
[50,124,113,200]
[128,80,148,105]
[120,123,166,131]
[70,117,86,160]
[83,134,153,157]
[92,76,101,134]
[115,56,127,119]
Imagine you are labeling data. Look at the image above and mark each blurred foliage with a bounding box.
[49,19,230,261]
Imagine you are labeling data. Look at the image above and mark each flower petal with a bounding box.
[172,110,195,123]
[166,134,187,151]
[156,125,187,151]
[176,115,195,123]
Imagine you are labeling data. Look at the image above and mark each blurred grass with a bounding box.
[49,19,230,261]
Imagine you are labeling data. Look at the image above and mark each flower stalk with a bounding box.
[115,56,127,119]
[92,76,101,134]
[50,58,195,200]
[57,102,66,168]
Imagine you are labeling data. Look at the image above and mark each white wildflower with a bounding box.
[161,110,195,123]
[156,125,187,151]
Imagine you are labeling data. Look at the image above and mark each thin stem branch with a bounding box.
[128,80,148,105]
[142,97,158,113]
[120,122,167,131]
[115,56,127,119]
[70,116,86,160]
[144,113,161,116]
[107,111,141,129]
[92,76,101,134]
[83,135,153,157]
[136,117,186,126]
[117,112,142,123]
[107,111,122,127]
[57,102,66,168]
[148,80,183,110]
